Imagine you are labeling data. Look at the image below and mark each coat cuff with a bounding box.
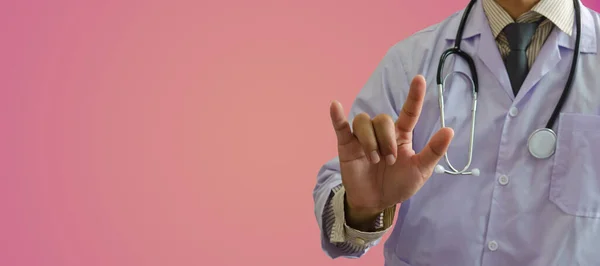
[329,186,396,247]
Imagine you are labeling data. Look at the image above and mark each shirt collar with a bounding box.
[443,0,596,54]
[482,0,574,37]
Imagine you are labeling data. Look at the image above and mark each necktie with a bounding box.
[503,22,539,95]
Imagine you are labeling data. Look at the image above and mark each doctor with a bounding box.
[314,0,600,265]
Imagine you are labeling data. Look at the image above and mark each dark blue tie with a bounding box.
[503,22,539,95]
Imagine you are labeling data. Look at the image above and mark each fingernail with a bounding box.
[370,151,380,163]
[386,154,396,165]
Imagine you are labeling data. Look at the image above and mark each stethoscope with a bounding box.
[434,0,582,176]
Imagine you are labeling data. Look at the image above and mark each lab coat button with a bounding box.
[488,240,499,251]
[499,175,509,185]
[509,107,519,117]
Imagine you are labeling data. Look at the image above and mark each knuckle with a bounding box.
[358,135,377,150]
[429,145,443,157]
[375,134,395,153]
[383,142,395,153]
[372,114,392,124]
[363,141,378,151]
[355,112,371,120]
[334,120,350,132]
[402,106,419,118]
[352,113,370,127]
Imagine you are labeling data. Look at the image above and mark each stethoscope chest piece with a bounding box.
[527,128,557,159]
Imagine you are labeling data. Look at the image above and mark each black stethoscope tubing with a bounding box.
[436,0,581,130]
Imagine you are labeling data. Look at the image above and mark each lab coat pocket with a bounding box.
[549,113,600,218]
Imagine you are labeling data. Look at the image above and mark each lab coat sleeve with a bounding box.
[313,44,409,259]
[320,184,396,257]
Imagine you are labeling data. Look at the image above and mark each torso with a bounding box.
[383,2,600,265]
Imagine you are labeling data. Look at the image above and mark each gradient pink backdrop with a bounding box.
[1,0,598,265]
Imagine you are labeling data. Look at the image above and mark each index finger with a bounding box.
[396,75,427,134]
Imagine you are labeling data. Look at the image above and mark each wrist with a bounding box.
[344,195,382,231]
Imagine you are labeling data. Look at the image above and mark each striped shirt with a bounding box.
[484,0,574,67]
[322,0,575,255]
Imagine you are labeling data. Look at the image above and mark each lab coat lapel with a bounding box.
[475,23,514,100]
[444,0,515,100]
[443,0,597,102]
[514,1,597,102]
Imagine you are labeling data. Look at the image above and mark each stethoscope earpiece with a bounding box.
[435,164,480,176]
[435,165,445,174]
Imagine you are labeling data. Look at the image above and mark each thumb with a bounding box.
[415,127,454,172]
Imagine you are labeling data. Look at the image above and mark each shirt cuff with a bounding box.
[329,186,396,247]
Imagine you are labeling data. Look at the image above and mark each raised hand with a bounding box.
[329,75,454,228]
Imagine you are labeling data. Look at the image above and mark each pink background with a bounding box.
[1,0,598,265]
